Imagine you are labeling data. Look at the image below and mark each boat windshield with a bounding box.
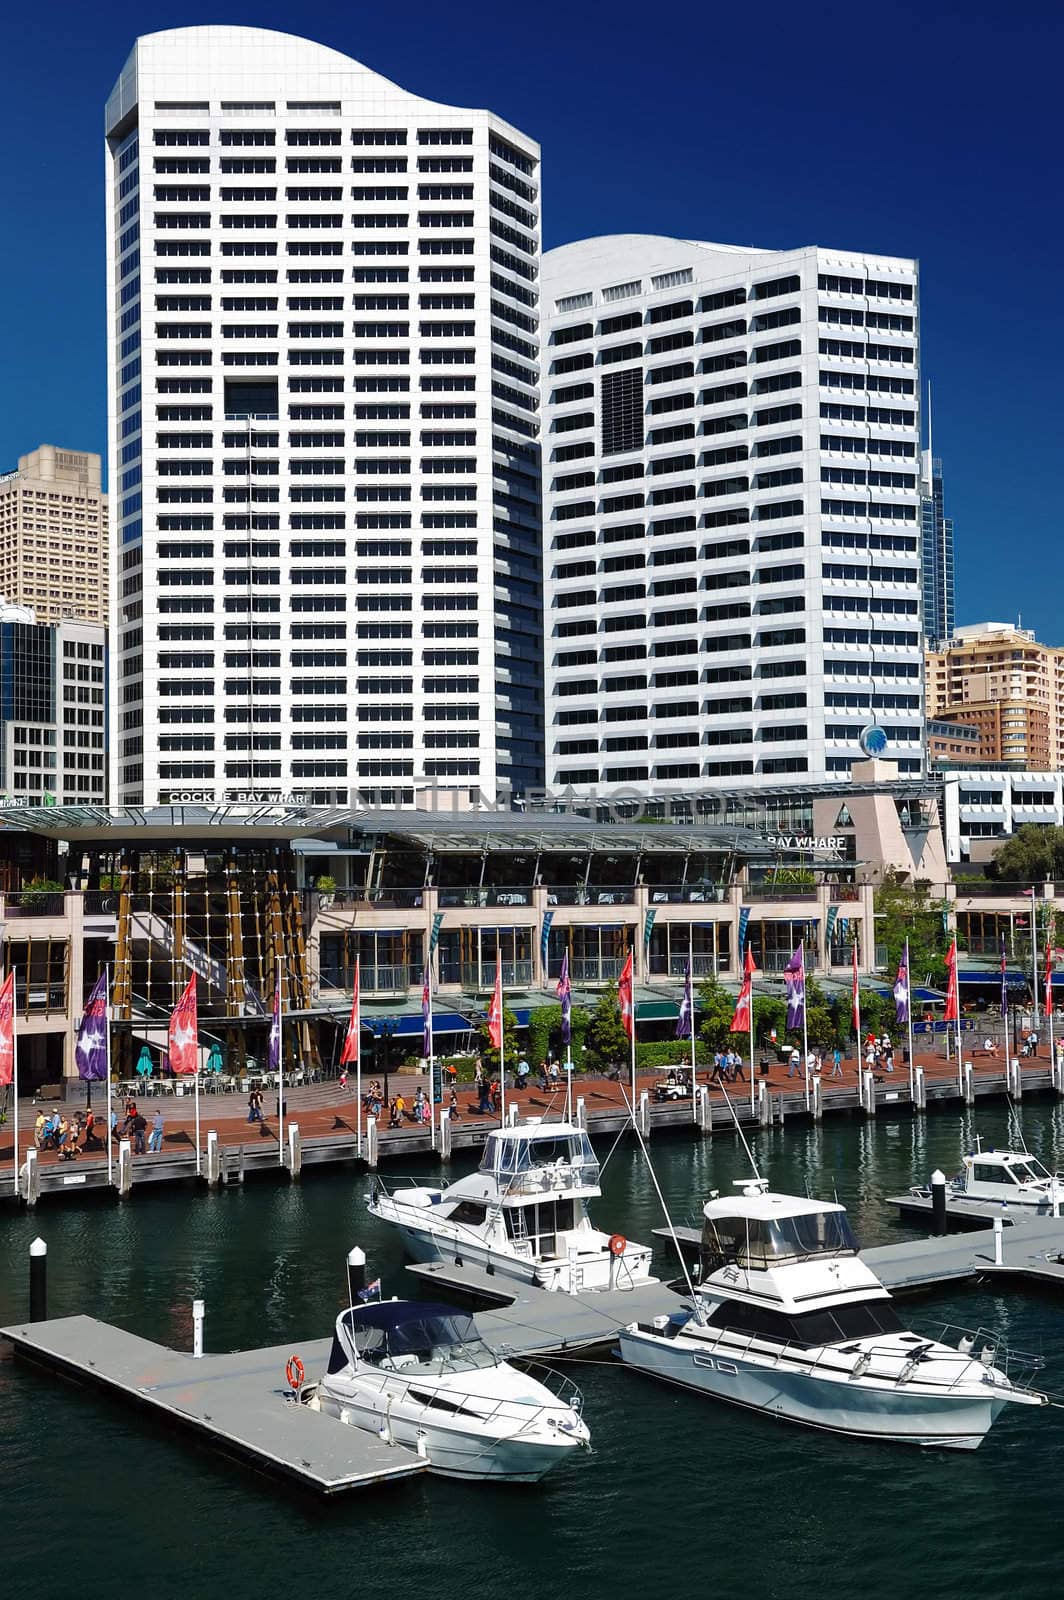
[480,1132,598,1186]
[702,1209,859,1269]
[1010,1159,1053,1184]
[334,1304,498,1375]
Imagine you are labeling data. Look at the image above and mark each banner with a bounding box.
[557,950,572,1047]
[643,908,656,951]
[893,941,910,1027]
[487,955,504,1049]
[421,963,433,1059]
[737,906,750,953]
[784,942,805,1032]
[75,972,109,1081]
[618,950,634,1040]
[730,945,754,1033]
[340,957,360,1065]
[825,904,839,947]
[540,911,554,969]
[429,911,444,955]
[676,957,693,1041]
[268,971,281,1072]
[944,939,959,1023]
[0,971,13,1086]
[169,975,199,1075]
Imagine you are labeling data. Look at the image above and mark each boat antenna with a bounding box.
[715,1078,763,1184]
[619,1081,706,1320]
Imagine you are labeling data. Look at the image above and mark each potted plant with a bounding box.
[315,873,337,908]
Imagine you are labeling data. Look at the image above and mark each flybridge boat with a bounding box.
[368,1120,655,1292]
[305,1300,589,1481]
[619,1181,1046,1449]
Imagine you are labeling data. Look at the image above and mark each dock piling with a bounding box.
[192,1298,205,1358]
[993,1217,1004,1266]
[862,1070,876,1115]
[20,1147,39,1207]
[575,1096,586,1130]
[29,1237,47,1322]
[346,1246,366,1304]
[439,1107,451,1159]
[931,1169,947,1236]
[963,1062,974,1104]
[287,1122,301,1177]
[366,1115,378,1168]
[638,1090,651,1137]
[757,1081,769,1127]
[205,1130,221,1186]
[812,1073,823,1121]
[117,1138,133,1196]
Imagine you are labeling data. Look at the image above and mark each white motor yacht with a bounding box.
[369,1119,655,1293]
[619,1181,1046,1449]
[305,1299,589,1480]
[944,1144,1064,1212]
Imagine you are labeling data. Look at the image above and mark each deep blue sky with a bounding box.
[2,1,1060,637]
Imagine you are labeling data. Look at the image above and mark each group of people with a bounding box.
[33,1095,165,1158]
[787,1045,847,1080]
[710,1049,748,1084]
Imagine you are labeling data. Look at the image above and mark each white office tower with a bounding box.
[105,26,543,807]
[543,236,924,794]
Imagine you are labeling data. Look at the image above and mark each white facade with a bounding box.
[943,770,1064,863]
[105,26,543,808]
[542,235,924,794]
[0,606,107,806]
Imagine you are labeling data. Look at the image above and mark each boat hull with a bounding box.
[381,1210,653,1293]
[316,1387,581,1481]
[618,1329,1009,1449]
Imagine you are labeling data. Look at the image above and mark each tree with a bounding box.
[804,978,837,1049]
[527,1002,589,1068]
[873,872,949,989]
[696,977,740,1051]
[585,983,630,1068]
[988,825,1064,886]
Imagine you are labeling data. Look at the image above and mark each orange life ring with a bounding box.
[608,1233,627,1257]
[286,1354,305,1390]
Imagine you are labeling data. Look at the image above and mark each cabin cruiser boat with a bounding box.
[619,1181,1046,1449]
[944,1145,1063,1212]
[305,1299,589,1480]
[368,1119,655,1292]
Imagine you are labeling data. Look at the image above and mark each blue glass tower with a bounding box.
[921,450,955,647]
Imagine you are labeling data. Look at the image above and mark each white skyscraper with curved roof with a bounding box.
[105,26,543,808]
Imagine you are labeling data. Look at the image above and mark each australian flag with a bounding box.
[676,956,693,1040]
[75,972,109,1081]
[357,1277,382,1303]
[557,950,572,1047]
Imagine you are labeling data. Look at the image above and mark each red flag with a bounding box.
[730,944,755,1033]
[618,950,634,1040]
[943,939,959,1023]
[0,971,13,1086]
[1045,943,1054,1018]
[339,957,360,1065]
[487,954,504,1049]
[169,975,199,1075]
[852,939,861,1036]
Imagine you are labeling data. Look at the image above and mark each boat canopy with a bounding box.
[480,1129,597,1178]
[330,1301,496,1373]
[701,1208,860,1270]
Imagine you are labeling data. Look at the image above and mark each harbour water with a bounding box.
[3,1102,1062,1600]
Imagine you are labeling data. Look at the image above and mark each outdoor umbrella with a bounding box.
[135,1044,153,1081]
[206,1041,224,1075]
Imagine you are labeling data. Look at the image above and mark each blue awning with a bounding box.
[959,969,1026,984]
[388,1012,476,1036]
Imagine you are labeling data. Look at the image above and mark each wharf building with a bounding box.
[0,765,946,1087]
[104,25,544,811]
[0,445,110,625]
[541,234,925,796]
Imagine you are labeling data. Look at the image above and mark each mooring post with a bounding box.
[438,1106,451,1159]
[1009,1057,1023,1100]
[812,1072,822,1122]
[993,1216,1004,1266]
[776,1091,785,1126]
[346,1245,366,1304]
[365,1114,378,1169]
[507,1103,519,1128]
[914,1064,926,1109]
[758,1080,770,1127]
[21,1147,40,1207]
[862,1069,876,1116]
[287,1122,301,1177]
[638,1089,651,1137]
[931,1168,947,1236]
[205,1130,221,1186]
[697,1085,712,1132]
[117,1137,133,1196]
[29,1237,47,1322]
[575,1096,586,1130]
[963,1062,974,1104]
[192,1297,205,1358]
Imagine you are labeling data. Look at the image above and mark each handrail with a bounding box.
[345,1360,584,1435]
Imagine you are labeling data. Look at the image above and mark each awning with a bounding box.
[636,1000,682,1021]
[959,968,1026,985]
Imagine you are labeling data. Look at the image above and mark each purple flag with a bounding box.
[557,950,572,1047]
[421,963,433,1059]
[676,956,693,1040]
[894,941,910,1027]
[268,974,281,1071]
[784,942,805,1032]
[75,972,108,1081]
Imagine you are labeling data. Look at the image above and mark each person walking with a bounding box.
[132,1109,147,1155]
[516,1055,530,1093]
[829,1046,843,1080]
[148,1106,164,1153]
[787,1045,802,1078]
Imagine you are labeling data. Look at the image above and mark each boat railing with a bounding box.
[688,1321,1045,1394]
[369,1175,537,1266]
[359,1364,585,1436]
[922,1323,1046,1389]
[496,1161,601,1197]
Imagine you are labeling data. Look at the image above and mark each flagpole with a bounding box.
[276,957,284,1169]
[853,936,861,1080]
[498,959,505,1128]
[11,972,18,1197]
[429,955,437,1151]
[749,949,755,1118]
[800,941,809,1103]
[905,939,915,1102]
[354,955,362,1157]
[954,945,963,1099]
[688,928,697,1126]
[1032,886,1040,1036]
[629,947,637,1117]
[105,964,113,1186]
